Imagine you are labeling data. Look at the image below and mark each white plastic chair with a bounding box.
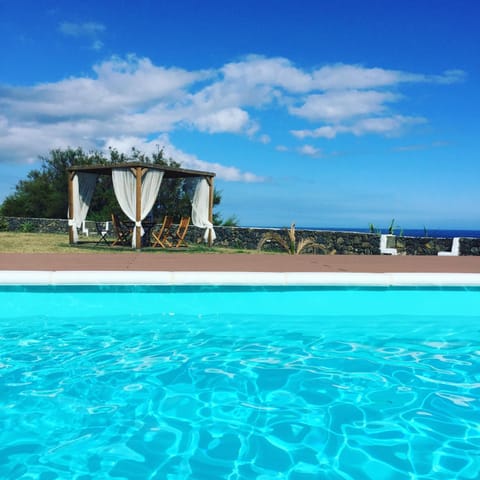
[438,237,460,256]
[81,220,89,237]
[380,234,398,255]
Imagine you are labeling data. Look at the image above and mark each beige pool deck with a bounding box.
[1,253,480,286]
[1,252,480,272]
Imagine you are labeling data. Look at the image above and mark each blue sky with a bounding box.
[1,0,479,229]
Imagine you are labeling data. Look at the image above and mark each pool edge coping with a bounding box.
[1,271,480,286]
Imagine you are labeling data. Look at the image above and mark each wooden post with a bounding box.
[207,176,214,247]
[134,166,143,249]
[67,171,75,244]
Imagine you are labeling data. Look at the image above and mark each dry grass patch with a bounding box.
[0,232,86,253]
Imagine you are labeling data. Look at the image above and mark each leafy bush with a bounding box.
[0,217,9,231]
[19,221,35,233]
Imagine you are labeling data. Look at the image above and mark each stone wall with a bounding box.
[1,216,480,255]
[201,226,381,254]
[395,236,457,256]
[204,226,480,255]
[0,216,68,233]
[458,237,480,256]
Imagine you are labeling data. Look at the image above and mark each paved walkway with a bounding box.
[1,253,480,272]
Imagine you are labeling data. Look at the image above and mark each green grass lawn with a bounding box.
[0,232,77,253]
[0,232,254,254]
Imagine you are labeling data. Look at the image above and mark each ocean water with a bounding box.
[299,227,480,239]
[1,286,479,479]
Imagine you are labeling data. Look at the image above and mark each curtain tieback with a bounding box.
[203,224,217,242]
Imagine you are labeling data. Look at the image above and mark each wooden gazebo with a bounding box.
[67,162,215,248]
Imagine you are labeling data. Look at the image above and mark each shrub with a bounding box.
[0,217,9,231]
[19,221,36,233]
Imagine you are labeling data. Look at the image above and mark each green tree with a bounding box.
[1,148,103,218]
[0,147,234,225]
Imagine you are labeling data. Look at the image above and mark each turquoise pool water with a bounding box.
[0,286,479,479]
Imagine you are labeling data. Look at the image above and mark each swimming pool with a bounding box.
[1,284,479,479]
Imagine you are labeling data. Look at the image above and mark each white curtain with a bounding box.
[192,177,216,243]
[112,168,164,247]
[141,169,164,221]
[70,172,98,243]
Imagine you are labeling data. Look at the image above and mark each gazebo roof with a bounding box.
[68,162,215,179]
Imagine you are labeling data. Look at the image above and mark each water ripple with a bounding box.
[0,313,479,479]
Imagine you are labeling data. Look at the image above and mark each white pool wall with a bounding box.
[1,271,480,286]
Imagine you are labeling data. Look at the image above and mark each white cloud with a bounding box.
[0,117,98,164]
[394,141,449,152]
[193,108,251,134]
[290,90,399,122]
[298,145,321,157]
[291,125,339,139]
[92,55,208,101]
[350,115,426,136]
[0,53,464,174]
[59,21,106,37]
[291,115,426,139]
[311,64,409,90]
[191,73,274,110]
[92,40,104,51]
[58,21,106,50]
[2,55,208,122]
[221,55,312,93]
[104,134,265,183]
[432,69,466,84]
[219,57,464,93]
[160,135,265,182]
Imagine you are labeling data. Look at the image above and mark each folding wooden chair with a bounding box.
[95,221,110,246]
[111,213,132,246]
[173,216,190,248]
[151,216,173,248]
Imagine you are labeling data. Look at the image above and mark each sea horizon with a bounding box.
[248,226,480,239]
